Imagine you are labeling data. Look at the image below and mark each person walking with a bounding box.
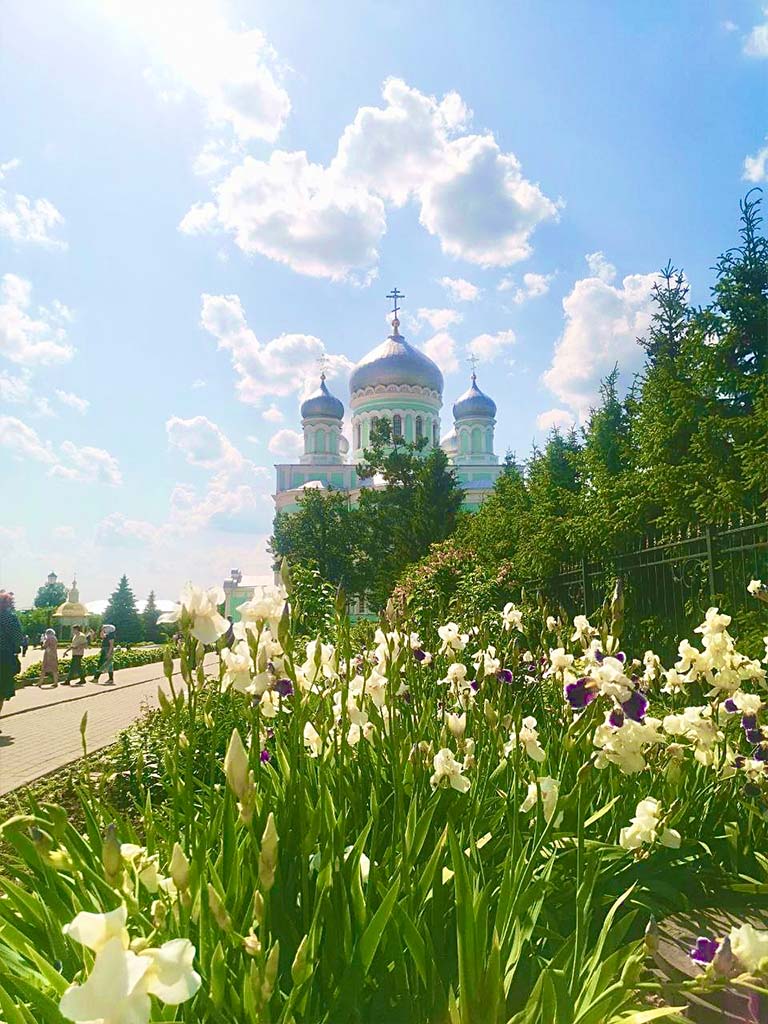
[39,628,59,687]
[64,624,88,686]
[21,633,29,657]
[92,624,115,685]
[0,590,23,729]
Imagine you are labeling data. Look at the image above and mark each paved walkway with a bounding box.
[0,655,216,796]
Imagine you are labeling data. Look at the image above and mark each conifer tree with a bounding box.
[142,590,160,643]
[104,575,142,643]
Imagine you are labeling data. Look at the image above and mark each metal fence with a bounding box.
[525,512,768,655]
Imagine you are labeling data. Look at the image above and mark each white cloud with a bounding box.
[51,442,123,485]
[542,254,658,419]
[411,307,462,332]
[96,512,164,547]
[0,370,31,404]
[166,414,244,471]
[181,151,386,283]
[0,159,66,248]
[200,292,352,403]
[536,408,575,433]
[744,14,768,56]
[467,329,516,362]
[585,251,617,282]
[262,404,284,423]
[0,274,75,366]
[744,142,768,183]
[192,377,207,389]
[499,271,553,304]
[268,428,303,457]
[55,389,89,414]
[419,133,559,266]
[103,0,290,142]
[182,79,558,280]
[422,332,458,374]
[723,19,738,32]
[439,276,480,302]
[0,415,120,483]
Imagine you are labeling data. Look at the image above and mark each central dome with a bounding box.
[349,325,443,395]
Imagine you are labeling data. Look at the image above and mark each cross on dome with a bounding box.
[467,353,479,382]
[386,287,405,334]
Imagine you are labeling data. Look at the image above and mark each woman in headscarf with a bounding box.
[92,624,116,685]
[0,590,23,727]
[39,628,59,687]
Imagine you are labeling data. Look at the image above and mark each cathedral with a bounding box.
[273,295,503,515]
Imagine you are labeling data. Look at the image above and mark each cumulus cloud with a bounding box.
[96,512,164,547]
[744,14,768,56]
[498,271,553,304]
[180,151,386,283]
[0,415,122,483]
[410,307,462,332]
[422,332,458,375]
[268,428,303,457]
[166,414,244,470]
[0,370,31,404]
[467,329,516,362]
[0,159,66,248]
[55,389,89,414]
[0,274,75,366]
[200,292,352,403]
[182,78,558,280]
[744,142,768,183]
[262,404,284,423]
[103,0,290,142]
[542,254,658,419]
[439,276,480,302]
[536,408,575,433]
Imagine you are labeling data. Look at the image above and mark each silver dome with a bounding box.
[452,376,497,420]
[349,325,443,395]
[301,377,344,420]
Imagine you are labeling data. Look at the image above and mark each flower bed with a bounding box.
[1,582,767,1023]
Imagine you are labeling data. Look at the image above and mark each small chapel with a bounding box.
[274,291,503,514]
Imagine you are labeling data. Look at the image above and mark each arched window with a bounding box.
[471,427,482,453]
[317,429,327,453]
[354,422,361,449]
[415,415,423,439]
[433,422,439,446]
[392,414,402,438]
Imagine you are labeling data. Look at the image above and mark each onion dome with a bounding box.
[53,579,89,620]
[452,373,497,420]
[300,374,344,420]
[349,318,443,394]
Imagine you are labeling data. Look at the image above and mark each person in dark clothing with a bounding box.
[0,590,23,727]
[223,616,235,648]
[21,634,29,657]
[92,624,115,685]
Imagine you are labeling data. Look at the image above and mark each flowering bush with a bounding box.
[1,581,768,1023]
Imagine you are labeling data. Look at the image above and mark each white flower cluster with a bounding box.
[618,797,681,851]
[593,714,665,774]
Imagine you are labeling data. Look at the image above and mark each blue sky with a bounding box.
[1,0,766,606]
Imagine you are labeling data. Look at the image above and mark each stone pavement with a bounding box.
[0,655,216,797]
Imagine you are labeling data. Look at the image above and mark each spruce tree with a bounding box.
[142,590,160,643]
[104,575,142,643]
[34,579,67,608]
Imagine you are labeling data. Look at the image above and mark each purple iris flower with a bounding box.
[742,714,758,732]
[616,652,626,664]
[609,708,625,728]
[470,679,480,692]
[497,668,513,685]
[259,749,271,763]
[266,727,275,740]
[275,678,294,697]
[735,755,746,769]
[724,698,738,714]
[746,728,762,744]
[689,936,719,965]
[755,744,768,762]
[621,689,649,723]
[413,648,427,662]
[594,650,604,663]
[564,677,596,710]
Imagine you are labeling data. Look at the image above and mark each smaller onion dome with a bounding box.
[300,374,344,420]
[452,373,497,420]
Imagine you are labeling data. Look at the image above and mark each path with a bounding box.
[0,655,216,796]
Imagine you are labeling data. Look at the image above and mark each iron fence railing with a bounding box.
[524,512,768,655]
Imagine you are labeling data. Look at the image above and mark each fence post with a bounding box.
[580,558,591,615]
[704,524,717,600]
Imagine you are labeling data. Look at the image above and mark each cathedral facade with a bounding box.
[273,304,503,515]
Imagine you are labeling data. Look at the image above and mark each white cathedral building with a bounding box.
[274,295,504,514]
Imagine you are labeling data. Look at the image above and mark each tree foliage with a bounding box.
[34,580,67,609]
[104,574,142,643]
